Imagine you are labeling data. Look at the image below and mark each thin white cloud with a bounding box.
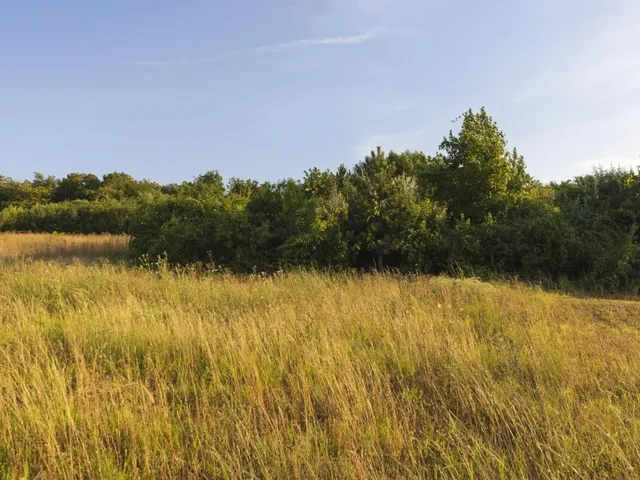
[252,27,389,52]
[133,27,404,67]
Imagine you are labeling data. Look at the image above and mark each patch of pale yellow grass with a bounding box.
[0,232,129,263]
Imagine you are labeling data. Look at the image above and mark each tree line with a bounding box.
[2,108,639,292]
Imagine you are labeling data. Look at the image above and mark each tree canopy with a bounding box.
[1,108,638,293]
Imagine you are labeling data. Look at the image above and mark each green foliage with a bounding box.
[2,109,640,292]
[0,199,138,234]
[553,167,640,291]
[53,173,101,202]
[345,147,440,269]
[429,108,531,222]
[98,172,159,201]
[0,173,57,209]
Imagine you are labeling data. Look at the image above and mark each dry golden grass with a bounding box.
[0,235,639,478]
[0,232,129,263]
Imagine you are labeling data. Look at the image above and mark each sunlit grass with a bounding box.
[0,232,129,263]
[0,235,639,478]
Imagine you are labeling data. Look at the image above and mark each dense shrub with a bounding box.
[2,108,639,292]
[0,199,138,234]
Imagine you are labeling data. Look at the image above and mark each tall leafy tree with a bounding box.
[346,147,429,269]
[53,173,101,202]
[429,108,530,222]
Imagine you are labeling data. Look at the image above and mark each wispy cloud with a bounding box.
[252,27,390,52]
[133,27,406,67]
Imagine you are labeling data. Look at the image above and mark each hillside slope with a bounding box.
[0,236,639,478]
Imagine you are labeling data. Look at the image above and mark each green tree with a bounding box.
[98,172,160,200]
[346,147,431,270]
[53,173,101,202]
[429,108,530,222]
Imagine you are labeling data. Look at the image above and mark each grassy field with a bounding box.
[0,234,639,478]
[0,232,129,263]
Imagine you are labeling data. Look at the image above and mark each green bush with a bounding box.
[0,200,138,234]
[2,109,640,293]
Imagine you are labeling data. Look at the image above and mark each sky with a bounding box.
[1,0,639,184]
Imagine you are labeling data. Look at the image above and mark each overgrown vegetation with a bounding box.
[2,108,639,292]
[0,235,639,478]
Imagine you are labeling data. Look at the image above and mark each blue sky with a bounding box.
[1,0,638,184]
